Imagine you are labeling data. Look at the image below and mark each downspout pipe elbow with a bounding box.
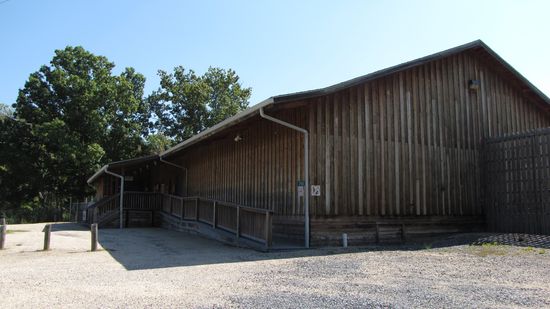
[159,156,188,196]
[259,107,310,248]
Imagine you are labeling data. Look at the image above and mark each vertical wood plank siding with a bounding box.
[176,52,549,218]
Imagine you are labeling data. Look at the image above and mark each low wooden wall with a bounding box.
[482,128,550,235]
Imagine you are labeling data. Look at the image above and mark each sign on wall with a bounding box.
[297,180,305,197]
[311,185,321,196]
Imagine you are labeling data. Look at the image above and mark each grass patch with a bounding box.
[469,242,508,257]
[6,229,28,234]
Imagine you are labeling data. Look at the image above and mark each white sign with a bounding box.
[297,186,304,197]
[311,185,321,196]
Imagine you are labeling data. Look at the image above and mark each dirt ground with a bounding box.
[1,222,549,308]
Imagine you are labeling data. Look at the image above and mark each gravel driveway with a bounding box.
[1,223,549,308]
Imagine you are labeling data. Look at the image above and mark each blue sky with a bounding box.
[1,0,549,107]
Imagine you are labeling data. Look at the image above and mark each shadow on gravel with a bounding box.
[50,222,89,232]
[26,224,534,270]
[88,227,545,271]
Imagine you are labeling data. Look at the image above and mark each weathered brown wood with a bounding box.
[483,128,550,235]
[0,218,6,250]
[43,224,51,251]
[107,45,550,245]
[91,223,98,252]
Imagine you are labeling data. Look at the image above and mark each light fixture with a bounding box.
[234,134,243,142]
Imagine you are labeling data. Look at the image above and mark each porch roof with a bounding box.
[87,154,159,184]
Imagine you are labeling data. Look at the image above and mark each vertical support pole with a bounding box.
[401,223,407,242]
[43,224,51,251]
[212,201,217,228]
[375,223,380,244]
[265,211,272,250]
[195,198,199,221]
[91,223,98,252]
[119,181,124,229]
[236,206,240,239]
[0,217,6,250]
[180,198,184,220]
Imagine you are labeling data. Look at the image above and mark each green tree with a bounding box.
[149,66,251,142]
[9,46,149,204]
[144,133,173,154]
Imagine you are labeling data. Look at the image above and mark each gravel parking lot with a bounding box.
[1,223,549,308]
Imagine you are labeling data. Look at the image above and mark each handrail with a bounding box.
[86,191,273,249]
[182,196,273,215]
[86,194,120,210]
[159,194,273,249]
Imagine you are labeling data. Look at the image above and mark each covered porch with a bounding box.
[86,156,274,251]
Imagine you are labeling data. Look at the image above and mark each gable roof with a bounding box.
[160,40,549,158]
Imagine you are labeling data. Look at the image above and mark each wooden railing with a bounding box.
[85,192,163,225]
[160,195,273,249]
[84,191,273,249]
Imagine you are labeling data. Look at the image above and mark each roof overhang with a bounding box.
[87,154,159,184]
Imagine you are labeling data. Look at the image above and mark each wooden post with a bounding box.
[375,223,380,244]
[195,198,199,221]
[265,211,272,250]
[212,201,217,228]
[236,206,240,239]
[43,224,51,251]
[180,199,184,220]
[401,223,407,242]
[0,218,6,250]
[91,223,98,252]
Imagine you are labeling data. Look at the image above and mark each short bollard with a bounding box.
[0,217,6,250]
[43,224,51,251]
[91,223,98,252]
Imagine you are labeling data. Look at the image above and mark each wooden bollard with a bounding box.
[91,223,98,252]
[43,224,51,251]
[0,218,6,250]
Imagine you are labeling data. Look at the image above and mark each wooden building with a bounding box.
[88,40,550,248]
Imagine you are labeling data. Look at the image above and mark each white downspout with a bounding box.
[260,107,310,248]
[105,168,124,229]
[159,157,188,196]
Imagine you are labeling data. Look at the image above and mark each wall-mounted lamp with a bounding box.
[234,134,243,142]
[468,79,481,91]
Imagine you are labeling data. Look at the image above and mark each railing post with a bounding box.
[212,201,217,228]
[180,198,184,220]
[265,211,272,250]
[170,197,173,215]
[195,198,199,221]
[236,206,240,239]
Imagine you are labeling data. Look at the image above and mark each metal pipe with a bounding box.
[159,157,188,196]
[259,107,310,248]
[104,168,124,229]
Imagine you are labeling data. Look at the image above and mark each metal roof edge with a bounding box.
[271,40,549,107]
[160,97,275,157]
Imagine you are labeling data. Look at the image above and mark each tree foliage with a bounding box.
[0,47,251,222]
[149,66,251,142]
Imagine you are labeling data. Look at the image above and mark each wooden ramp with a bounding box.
[83,192,274,251]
